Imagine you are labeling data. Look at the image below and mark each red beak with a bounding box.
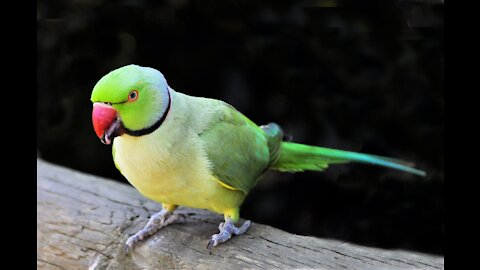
[92,103,124,145]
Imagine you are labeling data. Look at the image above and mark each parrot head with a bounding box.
[90,64,171,144]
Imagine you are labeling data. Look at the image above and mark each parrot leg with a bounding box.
[206,218,251,250]
[125,204,184,254]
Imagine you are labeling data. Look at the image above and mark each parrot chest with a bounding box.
[112,128,237,212]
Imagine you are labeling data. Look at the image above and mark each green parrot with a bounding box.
[90,64,425,253]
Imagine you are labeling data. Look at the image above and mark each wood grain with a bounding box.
[37,159,444,269]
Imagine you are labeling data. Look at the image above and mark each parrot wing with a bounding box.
[198,102,271,194]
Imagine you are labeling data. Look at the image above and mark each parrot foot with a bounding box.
[207,219,251,250]
[125,208,186,255]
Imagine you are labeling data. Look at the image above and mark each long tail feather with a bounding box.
[271,142,426,177]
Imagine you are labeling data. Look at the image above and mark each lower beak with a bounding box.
[101,118,125,145]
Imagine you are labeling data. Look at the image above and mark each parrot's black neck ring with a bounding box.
[124,88,171,137]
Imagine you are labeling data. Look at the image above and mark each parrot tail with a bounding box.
[270,142,426,177]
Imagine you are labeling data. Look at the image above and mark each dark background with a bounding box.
[37,0,443,255]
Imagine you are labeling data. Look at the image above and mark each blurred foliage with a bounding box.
[37,0,443,254]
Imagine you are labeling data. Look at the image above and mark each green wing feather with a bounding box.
[198,102,271,194]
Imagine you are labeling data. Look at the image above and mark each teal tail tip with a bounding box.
[401,166,427,177]
[351,152,427,177]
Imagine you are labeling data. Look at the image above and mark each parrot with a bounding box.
[90,64,426,253]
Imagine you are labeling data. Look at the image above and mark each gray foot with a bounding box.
[207,219,251,250]
[125,209,185,254]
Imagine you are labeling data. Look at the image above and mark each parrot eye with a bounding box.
[128,90,138,102]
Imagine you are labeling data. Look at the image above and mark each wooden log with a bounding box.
[37,159,444,270]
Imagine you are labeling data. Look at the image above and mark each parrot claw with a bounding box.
[207,219,251,251]
[125,230,145,255]
[124,240,134,255]
[206,239,215,251]
[124,209,186,255]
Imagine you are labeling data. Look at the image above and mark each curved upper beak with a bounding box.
[92,103,125,145]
